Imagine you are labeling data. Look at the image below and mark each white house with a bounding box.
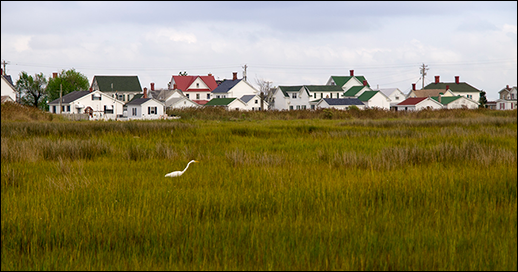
[326,70,370,92]
[496,85,517,110]
[423,75,481,104]
[1,73,17,103]
[211,73,260,99]
[48,90,125,120]
[304,85,345,100]
[431,95,479,109]
[204,97,248,110]
[240,94,266,111]
[270,86,311,110]
[124,97,165,120]
[374,88,407,108]
[150,89,200,109]
[357,91,391,109]
[314,98,365,110]
[90,75,143,103]
[395,97,444,111]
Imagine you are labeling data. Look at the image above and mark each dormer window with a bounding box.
[292,93,297,99]
[196,83,199,88]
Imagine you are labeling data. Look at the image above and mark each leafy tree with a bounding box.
[46,69,89,103]
[16,71,47,109]
[479,90,488,108]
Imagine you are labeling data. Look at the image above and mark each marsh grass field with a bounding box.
[1,103,517,270]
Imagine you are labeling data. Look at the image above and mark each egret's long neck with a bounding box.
[182,161,194,172]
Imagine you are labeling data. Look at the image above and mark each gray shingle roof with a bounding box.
[212,79,241,93]
[125,98,151,105]
[240,95,256,103]
[48,91,90,104]
[322,98,364,106]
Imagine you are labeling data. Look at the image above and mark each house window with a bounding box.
[289,105,293,110]
[62,106,65,112]
[292,93,297,99]
[207,94,210,99]
[92,94,101,100]
[148,106,157,115]
[314,93,318,98]
[67,105,70,112]
[255,99,258,104]
[311,105,315,110]
[104,105,114,114]
[320,93,323,98]
[467,94,472,99]
[216,95,220,98]
[196,94,200,100]
[132,108,137,116]
[52,105,56,113]
[296,105,300,110]
[196,83,199,88]
[186,94,189,98]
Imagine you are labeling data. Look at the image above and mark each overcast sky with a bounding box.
[1,1,516,100]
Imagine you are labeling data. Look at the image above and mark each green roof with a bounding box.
[278,86,303,97]
[343,86,365,97]
[304,85,343,92]
[92,75,142,93]
[357,91,378,102]
[431,96,462,105]
[423,82,480,93]
[204,98,236,106]
[331,76,369,87]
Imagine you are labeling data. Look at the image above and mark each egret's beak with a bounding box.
[194,160,199,163]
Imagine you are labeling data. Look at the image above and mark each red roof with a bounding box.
[172,75,218,92]
[182,89,211,92]
[397,97,427,106]
[192,100,209,105]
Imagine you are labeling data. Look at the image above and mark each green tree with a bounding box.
[479,90,488,108]
[16,71,48,109]
[46,69,89,103]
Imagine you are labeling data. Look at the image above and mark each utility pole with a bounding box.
[1,60,8,75]
[59,84,62,114]
[419,63,429,89]
[242,64,248,82]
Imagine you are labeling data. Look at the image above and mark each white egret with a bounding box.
[165,160,198,177]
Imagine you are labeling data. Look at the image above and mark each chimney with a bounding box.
[173,83,177,90]
[435,76,440,84]
[150,82,155,91]
[143,87,148,99]
[1,68,3,75]
[363,80,367,86]
[208,73,212,76]
[232,72,237,80]
[350,70,354,77]
[446,85,449,91]
[506,85,509,90]
[53,72,58,79]
[412,83,416,91]
[89,87,93,92]
[455,76,459,84]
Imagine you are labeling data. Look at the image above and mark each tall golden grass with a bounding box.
[1,104,516,270]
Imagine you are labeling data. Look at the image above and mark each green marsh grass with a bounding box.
[1,108,517,270]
